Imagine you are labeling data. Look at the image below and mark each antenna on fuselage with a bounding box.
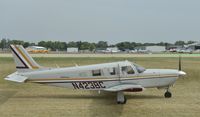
[55,64,60,68]
[71,60,79,67]
[73,62,79,66]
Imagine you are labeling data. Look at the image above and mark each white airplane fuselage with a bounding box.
[20,61,181,91]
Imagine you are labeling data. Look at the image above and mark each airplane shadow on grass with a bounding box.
[14,92,163,100]
[14,92,163,117]
[0,91,18,105]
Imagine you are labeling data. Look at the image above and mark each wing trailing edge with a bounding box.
[104,84,144,92]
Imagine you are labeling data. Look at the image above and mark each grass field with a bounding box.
[0,57,200,117]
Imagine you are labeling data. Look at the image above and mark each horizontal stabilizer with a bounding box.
[5,72,27,83]
[104,84,144,92]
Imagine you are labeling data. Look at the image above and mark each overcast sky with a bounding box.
[0,0,200,44]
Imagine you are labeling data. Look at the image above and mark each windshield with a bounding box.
[121,66,135,74]
[132,63,146,73]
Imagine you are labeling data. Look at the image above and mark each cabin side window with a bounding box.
[109,67,116,75]
[92,69,101,76]
[121,66,135,74]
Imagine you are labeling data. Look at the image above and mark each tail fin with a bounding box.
[10,45,41,72]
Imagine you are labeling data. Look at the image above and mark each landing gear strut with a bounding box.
[164,90,172,98]
[117,91,127,104]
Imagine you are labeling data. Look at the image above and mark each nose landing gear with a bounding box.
[164,91,172,98]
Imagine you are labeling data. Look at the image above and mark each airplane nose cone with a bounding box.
[178,71,186,76]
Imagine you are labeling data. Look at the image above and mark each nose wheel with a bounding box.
[164,91,172,98]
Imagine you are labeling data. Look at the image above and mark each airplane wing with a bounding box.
[5,72,28,83]
[104,84,144,92]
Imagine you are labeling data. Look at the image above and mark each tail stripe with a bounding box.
[10,45,29,68]
[14,45,39,69]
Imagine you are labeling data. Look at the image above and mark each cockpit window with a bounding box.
[109,67,116,75]
[92,69,101,76]
[134,63,146,73]
[121,66,135,74]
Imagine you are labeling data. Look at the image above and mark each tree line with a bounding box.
[0,38,196,51]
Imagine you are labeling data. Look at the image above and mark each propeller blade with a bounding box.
[179,55,181,71]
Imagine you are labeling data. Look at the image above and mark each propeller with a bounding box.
[178,55,186,76]
[179,55,181,71]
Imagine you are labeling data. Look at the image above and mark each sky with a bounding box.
[0,0,200,44]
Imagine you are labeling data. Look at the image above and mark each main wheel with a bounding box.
[123,97,127,104]
[164,91,172,98]
[117,97,127,104]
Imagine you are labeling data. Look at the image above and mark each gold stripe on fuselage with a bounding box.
[26,74,178,83]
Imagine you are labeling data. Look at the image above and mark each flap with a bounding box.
[104,84,144,92]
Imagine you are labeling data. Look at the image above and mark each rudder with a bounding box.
[10,45,41,72]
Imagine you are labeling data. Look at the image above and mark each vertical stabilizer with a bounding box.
[10,45,41,72]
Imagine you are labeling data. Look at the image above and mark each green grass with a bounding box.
[0,57,200,117]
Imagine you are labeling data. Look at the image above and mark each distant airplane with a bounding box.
[26,46,48,53]
[5,45,186,104]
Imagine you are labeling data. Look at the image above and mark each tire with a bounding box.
[164,91,172,98]
[117,97,127,104]
[123,97,127,104]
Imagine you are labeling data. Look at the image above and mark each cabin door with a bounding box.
[117,64,121,81]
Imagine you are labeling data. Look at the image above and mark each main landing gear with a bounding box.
[117,91,127,104]
[116,88,172,104]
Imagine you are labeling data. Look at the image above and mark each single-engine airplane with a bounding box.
[5,45,186,104]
